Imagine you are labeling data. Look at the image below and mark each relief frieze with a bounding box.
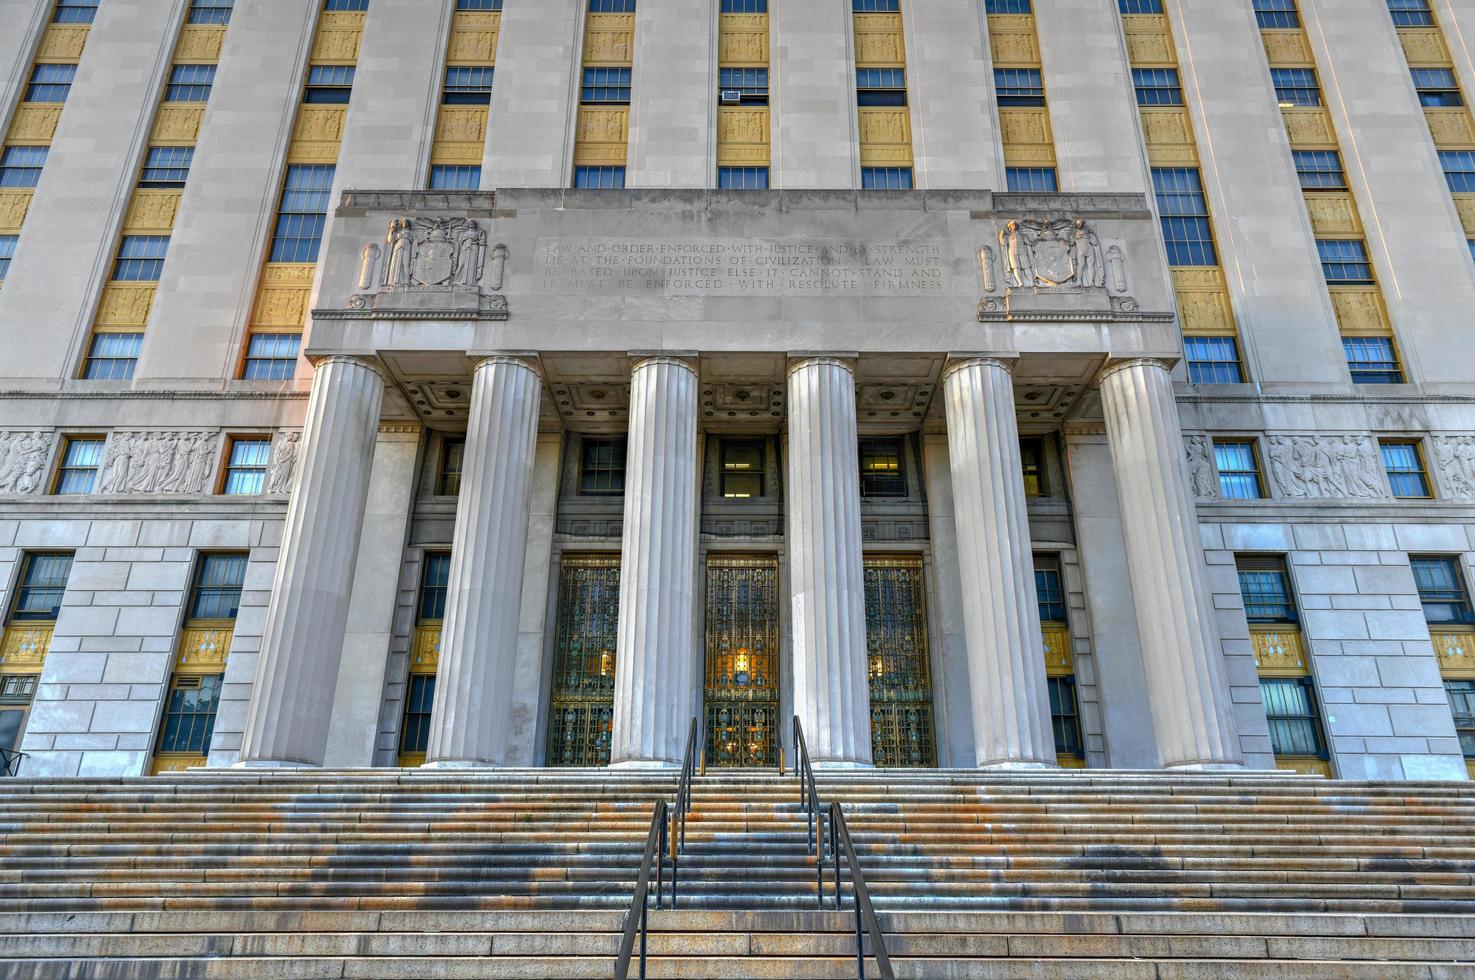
[0,431,53,495]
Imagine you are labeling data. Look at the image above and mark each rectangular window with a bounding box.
[53,0,98,24]
[1184,336,1246,384]
[436,438,464,496]
[1020,438,1046,497]
[419,553,452,621]
[1316,239,1374,284]
[1439,150,1475,193]
[429,165,481,190]
[995,68,1046,107]
[1412,67,1464,108]
[722,0,766,10]
[1342,335,1404,384]
[574,165,626,189]
[241,332,301,381]
[188,0,234,25]
[325,0,370,10]
[1035,559,1068,623]
[112,236,168,281]
[719,67,769,106]
[1388,0,1434,27]
[581,68,632,105]
[0,146,48,188]
[0,235,14,281]
[156,674,222,755]
[1048,676,1082,758]
[139,146,194,188]
[580,437,627,495]
[1411,557,1475,626]
[24,63,76,103]
[456,0,502,8]
[10,553,73,622]
[1380,440,1432,498]
[1237,557,1297,624]
[1261,677,1327,759]
[188,554,247,620]
[1214,439,1265,499]
[1447,679,1475,760]
[304,65,355,104]
[54,438,103,495]
[1253,0,1301,30]
[1292,149,1346,190]
[268,164,334,262]
[856,68,907,107]
[720,439,764,498]
[164,64,217,103]
[0,675,38,757]
[221,438,270,495]
[856,0,902,10]
[859,438,906,498]
[443,66,494,105]
[1270,67,1321,107]
[590,0,637,10]
[1133,67,1183,106]
[1006,167,1058,192]
[82,332,143,381]
[861,167,913,190]
[718,167,769,190]
[1152,167,1218,266]
[1119,0,1165,13]
[398,674,436,755]
[984,0,1031,11]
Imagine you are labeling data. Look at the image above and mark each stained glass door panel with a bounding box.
[704,555,780,768]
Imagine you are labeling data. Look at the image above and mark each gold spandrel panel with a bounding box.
[175,623,233,673]
[1468,759,1475,780]
[435,107,487,146]
[716,106,770,167]
[719,13,769,66]
[1397,27,1451,66]
[1171,267,1235,336]
[858,107,913,167]
[310,15,364,63]
[448,11,500,64]
[430,141,483,166]
[573,107,629,166]
[989,26,1041,68]
[1057,754,1087,770]
[1252,626,1308,677]
[0,625,52,674]
[0,190,33,235]
[122,189,183,235]
[1276,756,1331,777]
[37,26,89,61]
[1259,29,1313,67]
[999,107,1054,150]
[1433,629,1475,678]
[1455,195,1475,235]
[174,25,226,62]
[1139,108,1197,163]
[1121,15,1175,65]
[853,13,905,68]
[1328,285,1391,336]
[1041,624,1073,676]
[151,106,205,145]
[1305,192,1362,236]
[96,283,157,329]
[251,263,315,328]
[411,624,442,673]
[1425,108,1475,148]
[583,13,635,66]
[7,106,61,143]
[151,755,205,774]
[1002,142,1057,168]
[1280,107,1336,148]
[290,106,347,155]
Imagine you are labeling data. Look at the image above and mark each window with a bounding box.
[1342,335,1403,384]
[581,68,631,104]
[1020,438,1046,497]
[1152,167,1218,266]
[443,66,493,105]
[1317,239,1374,284]
[1261,677,1327,759]
[580,438,627,495]
[1411,557,1474,626]
[139,146,194,188]
[722,0,766,11]
[0,236,14,281]
[1380,440,1431,498]
[429,165,481,191]
[1214,440,1265,499]
[1048,676,1082,758]
[1412,68,1464,108]
[1184,336,1245,384]
[0,675,38,757]
[1035,560,1067,624]
[574,166,625,189]
[221,438,270,495]
[419,553,452,621]
[53,0,98,24]
[995,68,1045,107]
[1253,0,1301,30]
[861,167,913,190]
[1388,0,1434,27]
[241,333,301,381]
[720,439,764,498]
[1270,68,1320,107]
[985,0,1030,11]
[1006,167,1058,193]
[164,64,217,103]
[10,553,73,622]
[718,167,769,190]
[859,438,906,498]
[1237,559,1297,623]
[1132,67,1183,106]
[590,0,637,9]
[82,332,143,381]
[304,65,354,104]
[456,0,502,8]
[1292,149,1346,190]
[112,236,168,281]
[188,554,247,620]
[188,0,234,24]
[720,67,769,106]
[156,674,223,755]
[24,64,75,103]
[0,146,48,188]
[54,438,103,495]
[1439,150,1475,193]
[268,164,334,262]
[324,0,370,9]
[1119,0,1164,12]
[436,438,464,496]
[856,68,907,106]
[1447,679,1475,761]
[399,674,436,756]
[856,0,901,9]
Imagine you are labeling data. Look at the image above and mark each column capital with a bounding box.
[942,355,1018,382]
[1096,356,1175,386]
[307,353,387,381]
[629,353,699,377]
[787,354,858,378]
[470,352,541,376]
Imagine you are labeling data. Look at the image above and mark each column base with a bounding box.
[231,760,320,770]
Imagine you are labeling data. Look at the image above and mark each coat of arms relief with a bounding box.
[347,216,509,319]
[978,217,1139,319]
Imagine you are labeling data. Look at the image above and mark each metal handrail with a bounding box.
[791,714,825,900]
[0,747,25,777]
[669,716,699,907]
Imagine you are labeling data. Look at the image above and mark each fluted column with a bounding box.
[1099,358,1242,769]
[425,356,542,767]
[943,358,1057,769]
[610,357,700,766]
[239,356,386,767]
[787,357,872,766]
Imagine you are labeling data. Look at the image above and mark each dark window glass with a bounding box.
[574,166,625,189]
[720,67,769,105]
[399,674,436,754]
[1253,0,1301,30]
[456,0,502,8]
[437,439,464,495]
[1214,440,1264,499]
[718,166,769,190]
[581,67,631,104]
[1133,67,1182,106]
[1049,676,1082,758]
[1388,0,1434,27]
[188,554,247,620]
[1152,167,1217,266]
[443,66,493,105]
[859,438,906,497]
[429,165,481,190]
[419,553,452,621]
[1035,560,1067,623]
[985,0,1030,11]
[82,332,143,381]
[242,333,301,381]
[1412,67,1464,107]
[857,68,906,106]
[1261,678,1327,758]
[1006,167,1058,192]
[10,554,73,622]
[1316,239,1374,284]
[720,439,764,498]
[590,0,636,10]
[1411,557,1475,626]
[1446,680,1475,759]
[325,0,370,10]
[304,64,354,104]
[1,146,49,188]
[164,64,217,103]
[1184,336,1245,384]
[268,164,334,262]
[1439,150,1475,192]
[1020,438,1046,497]
[140,146,194,188]
[1342,335,1404,385]
[722,0,766,12]
[112,235,168,281]
[0,235,15,281]
[1271,67,1321,107]
[156,674,222,754]
[1292,149,1346,190]
[1119,0,1165,12]
[24,63,75,103]
[580,438,627,495]
[1381,441,1431,498]
[1237,560,1297,623]
[861,167,912,190]
[188,0,234,25]
[222,439,270,495]
[995,68,1045,107]
[856,0,901,10]
[53,0,98,24]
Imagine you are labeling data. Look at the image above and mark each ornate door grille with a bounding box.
[865,555,936,767]
[546,555,620,767]
[704,555,779,768]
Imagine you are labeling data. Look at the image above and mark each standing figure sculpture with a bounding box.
[1073,219,1105,288]
[454,223,486,287]
[999,220,1035,288]
[384,218,414,287]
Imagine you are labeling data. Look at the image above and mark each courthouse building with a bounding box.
[0,0,1473,783]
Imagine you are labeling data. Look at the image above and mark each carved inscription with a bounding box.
[535,238,948,296]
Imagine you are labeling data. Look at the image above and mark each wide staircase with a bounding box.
[0,767,1472,977]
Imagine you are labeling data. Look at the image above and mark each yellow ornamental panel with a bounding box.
[0,189,33,235]
[411,624,442,673]
[122,189,183,235]
[252,263,315,328]
[719,13,769,66]
[174,25,226,62]
[1041,625,1073,676]
[1454,195,1475,235]
[310,14,364,63]
[289,106,347,162]
[151,105,206,145]
[1280,108,1337,148]
[716,106,771,167]
[6,106,62,144]
[1328,285,1392,335]
[1398,27,1451,66]
[0,625,52,673]
[583,13,635,66]
[1277,757,1331,777]
[988,19,1041,67]
[96,284,157,329]
[1304,192,1363,236]
[1139,107,1197,164]
[1425,108,1475,148]
[858,107,913,167]
[853,13,905,67]
[1433,630,1475,678]
[435,107,487,146]
[573,107,629,166]
[1121,16,1175,64]
[1252,626,1308,677]
[1259,29,1313,66]
[447,11,501,63]
[175,624,233,672]
[37,26,89,61]
[152,755,204,774]
[1171,267,1235,335]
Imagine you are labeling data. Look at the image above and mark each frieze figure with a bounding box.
[1074,219,1105,289]
[999,220,1036,288]
[266,431,301,495]
[384,218,413,287]
[100,431,217,495]
[454,225,487,288]
[1266,435,1386,500]
[1434,436,1475,497]
[0,431,52,495]
[1184,436,1219,499]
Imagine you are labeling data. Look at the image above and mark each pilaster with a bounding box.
[902,0,1003,190]
[627,0,714,188]
[484,0,582,188]
[772,0,857,188]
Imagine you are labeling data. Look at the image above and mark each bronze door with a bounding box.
[546,555,620,766]
[865,555,936,767]
[704,555,780,768]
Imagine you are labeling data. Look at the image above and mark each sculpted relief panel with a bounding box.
[0,432,54,495]
[346,216,508,318]
[1266,435,1387,500]
[99,432,218,495]
[1184,436,1218,500]
[1434,437,1475,498]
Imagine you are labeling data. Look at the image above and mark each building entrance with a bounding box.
[546,555,620,767]
[865,555,936,767]
[703,555,780,768]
